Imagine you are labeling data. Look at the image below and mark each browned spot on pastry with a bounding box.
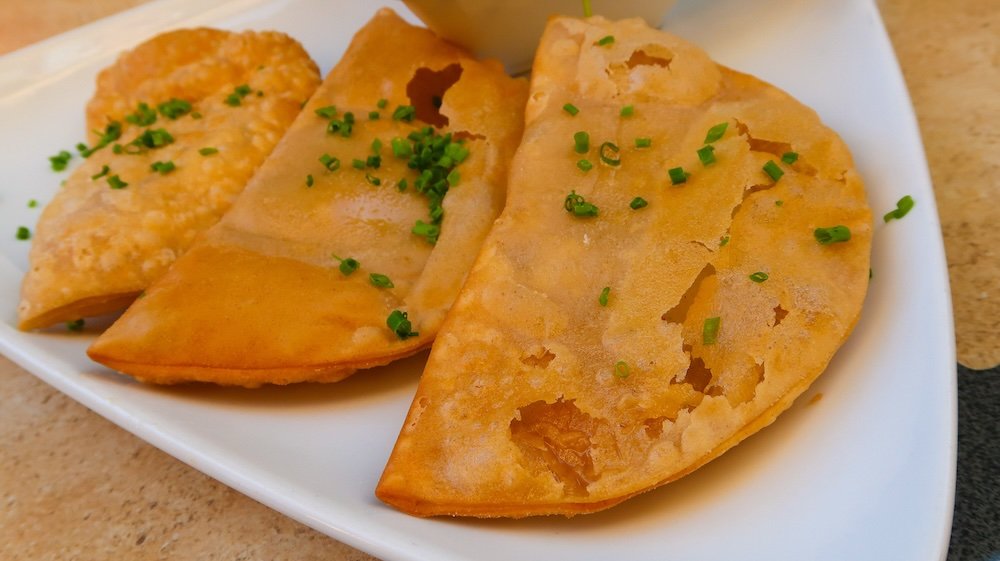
[520,346,556,368]
[662,264,715,324]
[643,416,667,438]
[773,304,789,327]
[625,48,672,70]
[684,357,714,393]
[406,63,463,128]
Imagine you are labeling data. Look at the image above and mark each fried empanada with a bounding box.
[18,28,321,330]
[87,9,528,387]
[376,16,872,517]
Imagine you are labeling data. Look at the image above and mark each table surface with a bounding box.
[2,0,997,560]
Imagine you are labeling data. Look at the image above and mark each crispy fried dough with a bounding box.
[376,16,872,517]
[18,28,321,330]
[86,9,528,386]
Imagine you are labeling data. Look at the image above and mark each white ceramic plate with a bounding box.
[0,0,956,559]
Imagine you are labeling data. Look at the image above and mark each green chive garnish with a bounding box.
[614,361,630,379]
[333,255,359,275]
[370,273,394,288]
[392,105,416,122]
[883,195,915,223]
[391,137,412,158]
[368,111,380,120]
[703,316,721,345]
[352,159,366,170]
[191,112,202,119]
[107,175,128,189]
[366,155,382,169]
[386,309,419,340]
[319,154,341,171]
[49,150,72,171]
[198,147,218,156]
[620,104,634,117]
[412,220,440,244]
[630,196,648,210]
[327,117,353,137]
[599,286,610,307]
[563,103,580,116]
[77,121,122,158]
[599,141,621,166]
[775,200,784,207]
[635,137,651,148]
[564,190,599,217]
[27,199,38,208]
[704,122,729,143]
[668,166,690,185]
[306,174,314,187]
[577,159,593,172]
[814,225,851,244]
[65,318,85,332]
[16,226,30,240]
[91,165,110,180]
[574,131,590,154]
[781,151,799,164]
[314,105,337,119]
[158,98,192,119]
[582,0,593,16]
[125,102,157,126]
[397,178,408,192]
[697,145,716,166]
[150,160,175,174]
[720,235,730,247]
[224,84,252,106]
[447,169,460,186]
[749,272,769,283]
[366,173,381,186]
[377,98,388,109]
[596,35,615,46]
[763,160,784,181]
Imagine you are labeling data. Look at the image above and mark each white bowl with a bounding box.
[403,0,678,73]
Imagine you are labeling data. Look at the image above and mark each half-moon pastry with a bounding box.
[377,15,871,517]
[87,9,528,387]
[18,28,321,330]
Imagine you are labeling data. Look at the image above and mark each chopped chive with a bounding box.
[150,160,175,174]
[91,165,110,180]
[582,0,593,16]
[573,131,590,154]
[392,105,416,122]
[703,316,721,345]
[319,153,341,171]
[27,199,38,208]
[225,84,252,105]
[365,173,381,186]
[327,118,353,137]
[107,175,128,189]
[49,150,72,171]
[620,104,634,117]
[697,145,716,166]
[781,151,799,164]
[630,196,648,210]
[377,98,388,109]
[635,137,651,148]
[563,103,580,116]
[720,235,730,247]
[366,155,382,169]
[564,190,599,217]
[125,102,157,126]
[599,142,621,166]
[368,111,380,120]
[599,286,610,307]
[224,94,241,106]
[191,112,202,119]
[614,361,630,379]
[704,122,729,143]
[391,137,412,158]
[332,254,359,275]
[157,98,192,119]
[814,225,851,244]
[198,147,218,156]
[235,84,252,96]
[447,169,460,186]
[763,160,784,181]
[577,159,593,172]
[352,159,366,170]
[306,174,314,187]
[668,166,690,185]
[412,220,440,244]
[314,105,337,119]
[386,309,419,339]
[16,226,30,240]
[596,35,615,46]
[66,318,85,332]
[77,121,122,158]
[749,271,769,283]
[883,195,915,223]
[397,178,408,192]
[370,273,394,288]
[775,200,784,207]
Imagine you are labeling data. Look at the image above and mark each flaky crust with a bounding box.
[377,16,872,517]
[87,9,528,387]
[18,28,320,330]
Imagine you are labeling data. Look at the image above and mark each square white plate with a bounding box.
[0,0,956,560]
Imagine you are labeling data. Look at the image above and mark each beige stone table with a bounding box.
[2,0,997,560]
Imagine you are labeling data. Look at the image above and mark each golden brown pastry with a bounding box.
[376,15,872,517]
[87,9,528,387]
[18,28,321,330]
